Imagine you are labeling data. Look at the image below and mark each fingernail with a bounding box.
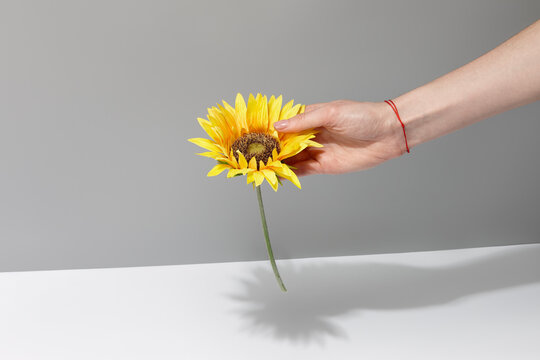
[274,120,288,130]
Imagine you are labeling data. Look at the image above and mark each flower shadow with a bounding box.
[224,245,540,346]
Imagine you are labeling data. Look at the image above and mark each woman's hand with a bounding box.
[276,20,540,177]
[274,101,407,176]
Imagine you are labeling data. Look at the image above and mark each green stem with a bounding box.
[256,185,287,292]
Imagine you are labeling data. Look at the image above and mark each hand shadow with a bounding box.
[224,245,540,346]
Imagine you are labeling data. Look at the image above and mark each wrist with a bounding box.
[376,101,410,156]
[392,88,443,149]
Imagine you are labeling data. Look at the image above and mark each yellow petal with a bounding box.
[268,95,283,131]
[188,138,222,153]
[282,103,301,120]
[261,168,278,188]
[289,172,301,189]
[265,159,284,171]
[252,171,265,187]
[246,94,256,129]
[278,134,322,159]
[279,99,294,120]
[237,151,248,169]
[235,93,248,132]
[278,141,305,160]
[217,104,238,141]
[207,164,230,177]
[227,168,246,178]
[216,157,237,167]
[272,148,279,161]
[258,94,268,133]
[207,107,230,137]
[196,151,219,159]
[197,118,221,144]
[306,139,324,148]
[246,93,267,132]
[228,149,239,168]
[266,176,279,191]
[276,163,301,189]
[248,156,257,170]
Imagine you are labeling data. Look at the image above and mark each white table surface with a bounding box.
[1,244,539,359]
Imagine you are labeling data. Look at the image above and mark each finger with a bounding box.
[290,159,322,177]
[273,107,330,133]
[282,151,312,165]
[305,102,327,112]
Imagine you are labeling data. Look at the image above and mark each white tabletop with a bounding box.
[1,244,539,359]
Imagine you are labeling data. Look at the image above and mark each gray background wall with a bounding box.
[1,0,539,272]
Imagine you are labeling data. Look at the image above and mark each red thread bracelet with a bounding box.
[384,99,410,153]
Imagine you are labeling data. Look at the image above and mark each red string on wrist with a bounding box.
[384,99,410,153]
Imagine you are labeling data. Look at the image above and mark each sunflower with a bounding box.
[188,93,322,191]
[188,93,322,292]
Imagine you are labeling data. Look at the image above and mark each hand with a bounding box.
[274,100,407,176]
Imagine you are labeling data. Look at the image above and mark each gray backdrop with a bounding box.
[2,0,539,272]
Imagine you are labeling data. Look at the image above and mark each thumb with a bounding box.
[273,107,329,133]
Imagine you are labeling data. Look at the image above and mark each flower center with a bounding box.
[231,133,281,167]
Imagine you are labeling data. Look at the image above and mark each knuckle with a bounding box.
[325,102,341,120]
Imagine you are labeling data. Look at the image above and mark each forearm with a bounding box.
[393,19,540,149]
